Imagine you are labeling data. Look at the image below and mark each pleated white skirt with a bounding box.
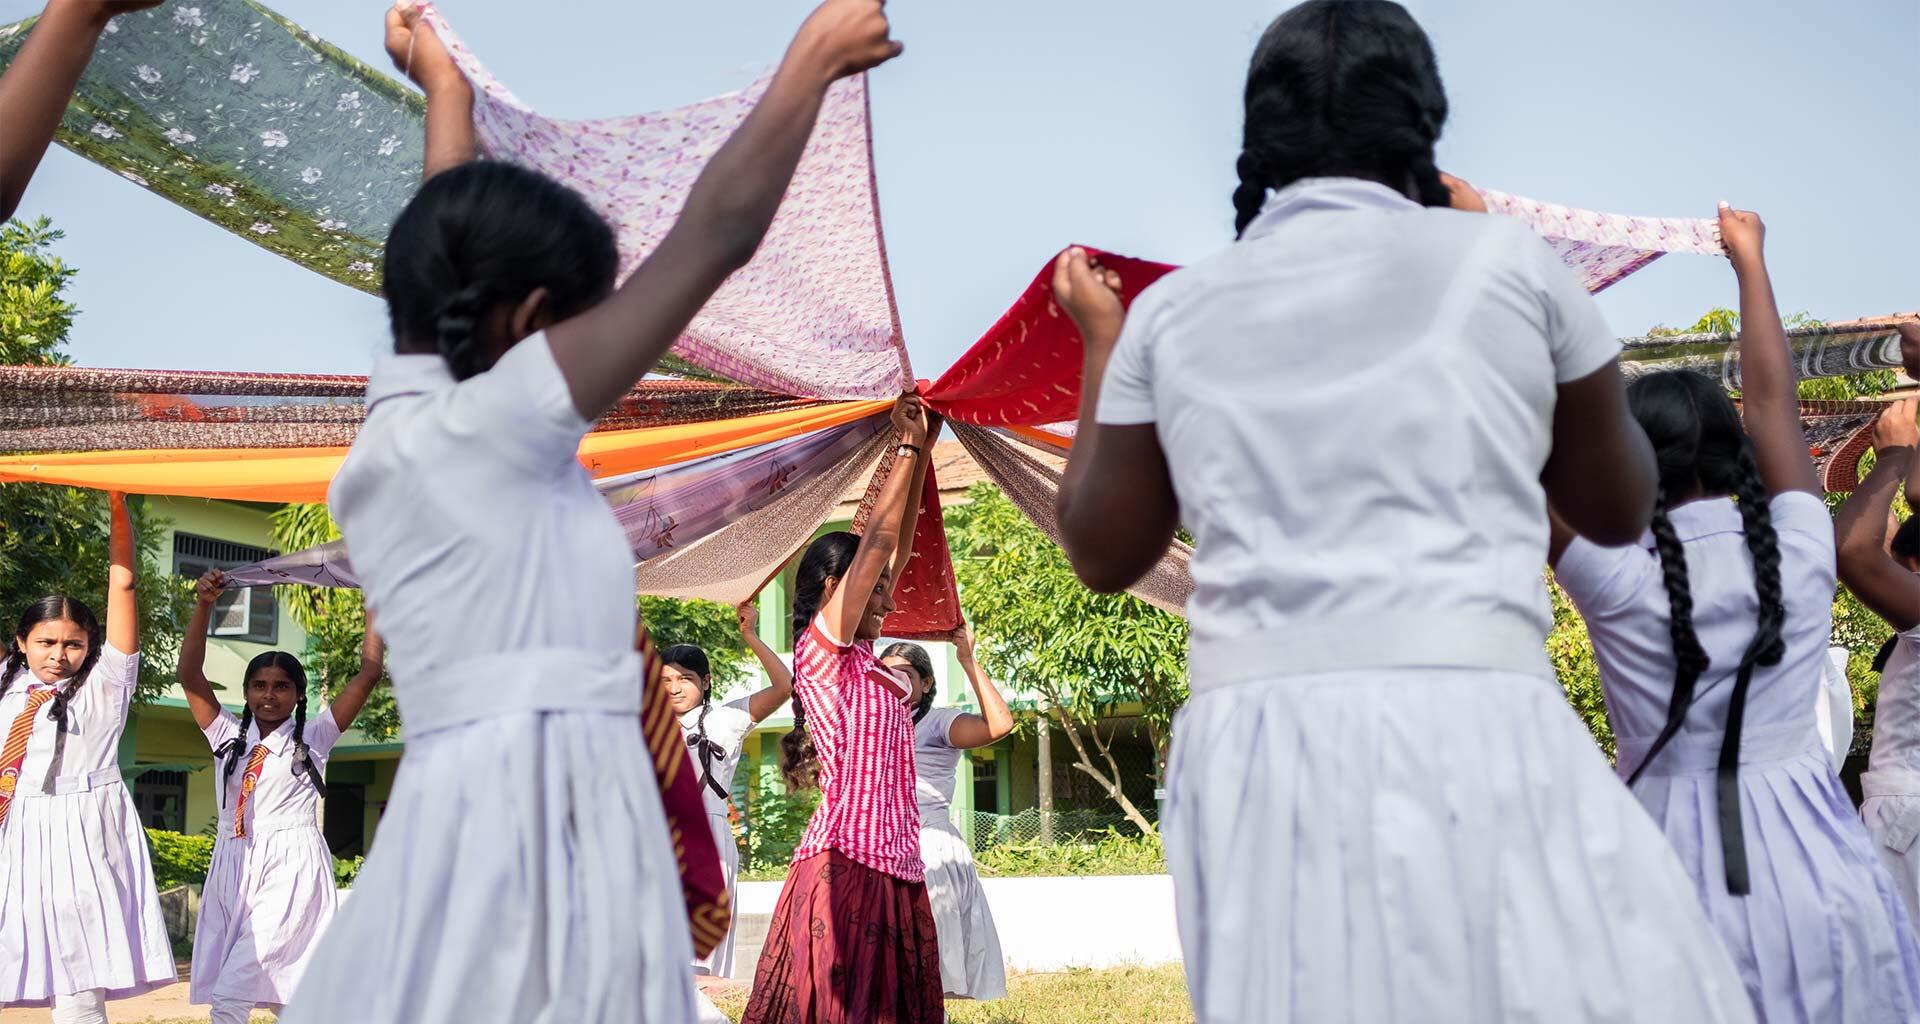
[693,808,739,979]
[190,822,338,1007]
[918,807,1006,1000]
[0,782,175,1005]
[1165,669,1757,1024]
[279,712,695,1023]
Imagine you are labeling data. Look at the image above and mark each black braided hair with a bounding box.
[1623,370,1788,780]
[781,532,860,791]
[1892,516,1919,567]
[1233,0,1450,237]
[384,161,617,381]
[4,596,102,715]
[882,641,938,724]
[221,704,255,795]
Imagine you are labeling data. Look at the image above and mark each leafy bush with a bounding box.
[740,778,819,878]
[332,856,364,887]
[974,828,1165,878]
[146,828,213,889]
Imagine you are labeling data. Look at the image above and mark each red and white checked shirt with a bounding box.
[789,614,923,882]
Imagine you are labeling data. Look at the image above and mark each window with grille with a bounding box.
[132,770,187,832]
[971,752,998,814]
[173,533,278,644]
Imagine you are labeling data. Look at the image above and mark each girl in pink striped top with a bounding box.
[743,395,943,1024]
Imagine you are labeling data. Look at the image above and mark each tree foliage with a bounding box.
[0,219,189,700]
[946,484,1187,834]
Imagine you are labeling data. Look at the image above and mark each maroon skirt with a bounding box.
[741,850,943,1024]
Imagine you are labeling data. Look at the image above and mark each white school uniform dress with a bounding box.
[680,696,752,978]
[1863,627,1920,923]
[189,708,344,1010]
[1817,646,1854,771]
[1558,495,1920,1021]
[280,334,695,1023]
[0,646,174,1006]
[912,706,1006,1000]
[1101,177,1754,1023]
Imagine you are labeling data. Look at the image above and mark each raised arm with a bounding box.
[1054,248,1180,593]
[1836,400,1920,632]
[1718,205,1819,495]
[737,602,793,724]
[383,5,474,180]
[178,570,227,730]
[545,0,901,420]
[329,618,386,732]
[1540,360,1658,546]
[944,623,1014,750]
[824,395,929,643]
[105,492,138,655]
[887,414,941,593]
[0,1,162,221]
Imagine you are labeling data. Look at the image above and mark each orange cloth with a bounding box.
[0,400,889,501]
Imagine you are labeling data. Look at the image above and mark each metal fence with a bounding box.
[960,806,1155,851]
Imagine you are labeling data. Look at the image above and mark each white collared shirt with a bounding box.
[201,705,344,834]
[327,334,636,698]
[1098,177,1619,650]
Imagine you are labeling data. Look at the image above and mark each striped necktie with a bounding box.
[232,743,270,838]
[0,688,55,825]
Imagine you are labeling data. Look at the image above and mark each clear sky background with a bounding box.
[4,0,1916,378]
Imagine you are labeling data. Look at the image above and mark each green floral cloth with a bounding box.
[0,2,423,293]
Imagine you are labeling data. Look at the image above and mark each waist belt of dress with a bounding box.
[396,646,643,737]
[1187,609,1551,692]
[1616,720,1822,779]
[15,765,123,797]
[223,812,320,838]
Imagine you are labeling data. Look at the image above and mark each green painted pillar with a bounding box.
[117,708,139,772]
[943,645,975,838]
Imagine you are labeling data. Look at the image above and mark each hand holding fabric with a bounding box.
[1717,203,1765,269]
[1440,172,1487,212]
[792,0,903,84]
[1051,246,1125,354]
[1874,398,1919,455]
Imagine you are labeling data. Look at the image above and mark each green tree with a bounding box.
[0,218,189,699]
[1,218,77,365]
[946,484,1187,836]
[268,502,753,739]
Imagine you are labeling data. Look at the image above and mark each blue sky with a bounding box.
[5,0,1916,377]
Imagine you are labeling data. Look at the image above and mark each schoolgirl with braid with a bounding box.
[660,601,793,998]
[0,493,172,1024]
[1552,208,1920,1020]
[176,571,384,1024]
[1050,3,1751,1020]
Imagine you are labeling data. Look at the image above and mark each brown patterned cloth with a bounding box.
[629,421,892,605]
[953,423,1194,615]
[1619,315,1919,389]
[741,850,943,1024]
[0,364,817,451]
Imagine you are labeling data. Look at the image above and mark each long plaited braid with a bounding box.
[288,691,327,797]
[1626,488,1712,788]
[216,704,255,806]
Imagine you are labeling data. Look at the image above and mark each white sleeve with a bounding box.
[1517,229,1620,383]
[1553,536,1654,620]
[302,705,345,756]
[436,332,592,473]
[200,707,240,752]
[919,707,965,750]
[1093,284,1164,426]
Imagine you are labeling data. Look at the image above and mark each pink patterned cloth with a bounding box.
[418,5,911,401]
[1476,187,1724,294]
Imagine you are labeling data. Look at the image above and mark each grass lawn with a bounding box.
[710,964,1193,1024]
[126,965,1192,1024]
